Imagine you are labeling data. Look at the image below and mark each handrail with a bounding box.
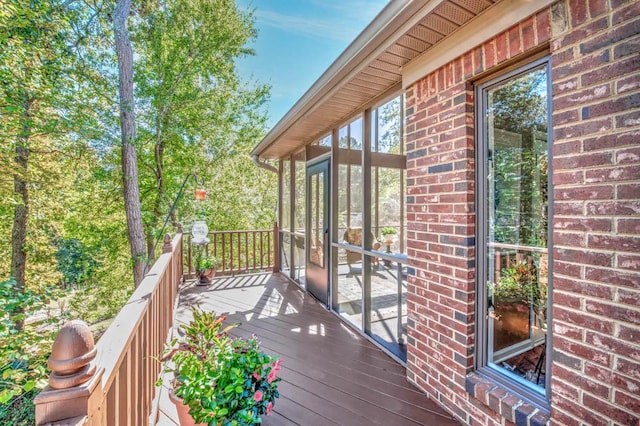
[184,225,277,278]
[34,233,183,425]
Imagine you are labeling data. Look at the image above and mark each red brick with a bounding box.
[569,0,588,27]
[536,9,551,43]
[554,364,611,398]
[588,92,640,118]
[554,247,613,267]
[553,260,582,279]
[613,0,640,25]
[495,32,508,63]
[554,306,615,334]
[618,218,640,234]
[553,109,580,125]
[484,39,496,69]
[554,217,612,232]
[556,336,613,366]
[554,52,608,82]
[585,300,640,325]
[521,16,536,51]
[588,234,640,252]
[618,254,640,271]
[552,47,577,67]
[616,110,640,128]
[619,324,640,343]
[554,117,612,141]
[585,200,616,215]
[554,291,582,309]
[553,321,584,340]
[508,25,522,57]
[585,267,640,289]
[549,409,580,426]
[588,0,608,17]
[583,394,639,425]
[614,34,640,59]
[585,165,640,184]
[580,19,640,55]
[554,184,613,200]
[582,363,640,395]
[616,357,640,381]
[557,17,609,47]
[613,391,640,422]
[553,393,608,425]
[616,74,640,94]
[555,275,615,299]
[586,331,640,362]
[555,231,586,247]
[582,54,640,86]
[554,84,611,110]
[616,146,640,165]
[584,130,639,151]
[553,170,584,185]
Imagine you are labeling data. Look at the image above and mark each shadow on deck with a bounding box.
[156,273,458,426]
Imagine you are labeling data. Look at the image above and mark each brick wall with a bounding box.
[550,0,640,424]
[405,6,554,425]
[405,0,640,425]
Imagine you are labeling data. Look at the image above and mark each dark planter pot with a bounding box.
[197,269,216,285]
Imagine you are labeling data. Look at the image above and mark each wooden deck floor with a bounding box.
[155,273,458,426]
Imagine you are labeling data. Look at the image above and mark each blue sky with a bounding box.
[236,0,389,129]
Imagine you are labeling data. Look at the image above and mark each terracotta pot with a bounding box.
[197,268,215,285]
[168,388,206,426]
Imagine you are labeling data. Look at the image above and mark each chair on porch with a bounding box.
[343,228,381,273]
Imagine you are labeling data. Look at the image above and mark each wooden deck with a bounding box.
[155,273,458,426]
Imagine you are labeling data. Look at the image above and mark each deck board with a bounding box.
[156,273,458,426]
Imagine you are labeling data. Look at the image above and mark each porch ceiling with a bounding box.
[252,0,497,160]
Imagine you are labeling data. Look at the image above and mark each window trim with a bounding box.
[474,55,553,411]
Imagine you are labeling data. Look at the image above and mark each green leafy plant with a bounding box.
[160,309,282,424]
[490,261,545,315]
[192,245,220,278]
[0,279,66,424]
[380,227,396,236]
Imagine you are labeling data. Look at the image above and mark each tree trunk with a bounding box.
[113,0,145,287]
[146,124,165,264]
[10,100,32,331]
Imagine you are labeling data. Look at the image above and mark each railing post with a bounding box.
[273,222,280,273]
[34,320,105,425]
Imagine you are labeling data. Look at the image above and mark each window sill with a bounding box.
[465,373,549,426]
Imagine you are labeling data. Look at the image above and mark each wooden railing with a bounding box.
[34,233,183,425]
[490,242,548,283]
[184,223,278,277]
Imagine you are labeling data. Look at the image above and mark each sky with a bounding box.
[236,0,389,129]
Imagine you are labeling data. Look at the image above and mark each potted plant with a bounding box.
[489,260,547,350]
[380,227,396,253]
[380,226,396,258]
[159,309,282,426]
[193,246,219,285]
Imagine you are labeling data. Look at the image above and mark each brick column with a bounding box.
[550,0,640,424]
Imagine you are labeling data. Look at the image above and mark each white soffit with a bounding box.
[402,0,557,88]
[254,0,542,159]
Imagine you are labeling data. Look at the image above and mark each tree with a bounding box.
[113,0,146,286]
[133,0,271,254]
[0,0,78,329]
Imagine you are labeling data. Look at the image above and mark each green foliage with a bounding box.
[55,238,99,288]
[161,309,281,424]
[380,227,396,236]
[0,278,65,424]
[490,261,546,315]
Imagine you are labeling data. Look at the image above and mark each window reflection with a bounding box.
[485,65,549,390]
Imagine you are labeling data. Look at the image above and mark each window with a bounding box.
[476,57,551,406]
